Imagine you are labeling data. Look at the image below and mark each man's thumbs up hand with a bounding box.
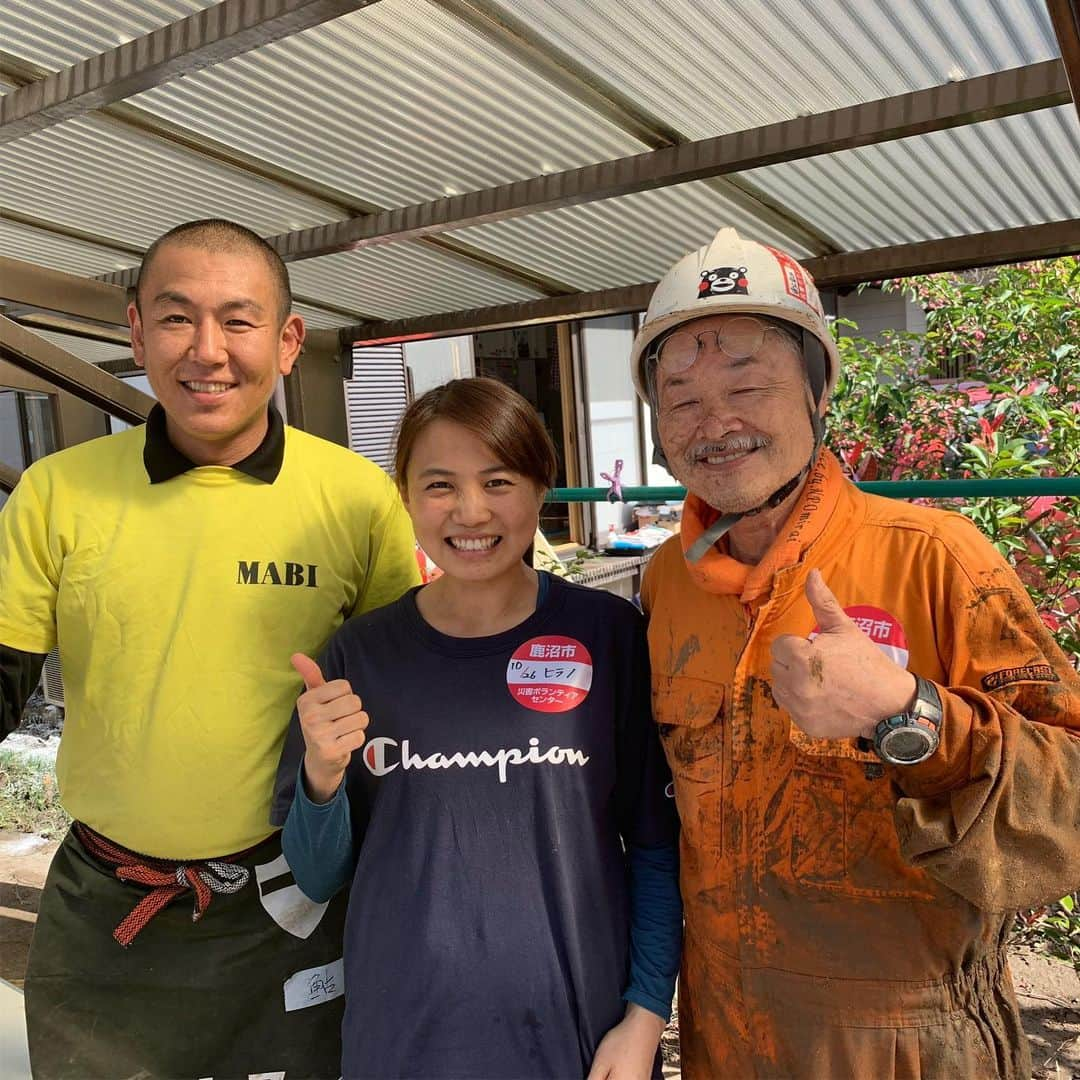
[769,570,916,742]
[290,652,369,804]
[804,569,854,636]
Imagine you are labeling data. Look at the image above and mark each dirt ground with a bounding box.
[0,831,55,992]
[2,830,1077,1078]
[1011,947,1080,1079]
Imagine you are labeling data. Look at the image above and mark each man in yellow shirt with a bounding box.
[0,219,420,1077]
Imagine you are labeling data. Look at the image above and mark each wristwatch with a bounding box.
[872,676,943,766]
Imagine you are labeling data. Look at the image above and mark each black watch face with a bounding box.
[882,727,933,764]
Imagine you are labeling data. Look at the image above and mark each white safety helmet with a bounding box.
[630,226,840,405]
[631,228,842,561]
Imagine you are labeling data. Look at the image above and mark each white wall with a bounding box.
[581,316,641,536]
[405,336,475,398]
[0,392,24,471]
[107,374,156,434]
[837,287,926,341]
[642,402,680,489]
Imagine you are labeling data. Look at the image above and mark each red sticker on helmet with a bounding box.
[507,636,593,713]
[810,605,909,668]
[765,245,810,306]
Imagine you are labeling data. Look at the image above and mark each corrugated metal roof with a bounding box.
[0,218,512,328]
[488,0,1060,138]
[0,0,1076,333]
[293,304,351,330]
[27,328,133,366]
[0,114,346,250]
[129,0,646,210]
[0,218,136,277]
[449,180,813,293]
[742,106,1080,251]
[288,241,544,322]
[0,1,216,69]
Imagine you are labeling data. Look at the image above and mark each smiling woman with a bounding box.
[393,378,555,628]
[273,376,683,1080]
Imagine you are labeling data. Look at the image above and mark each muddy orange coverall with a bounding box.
[641,450,1080,1079]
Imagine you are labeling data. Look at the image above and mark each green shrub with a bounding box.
[0,750,71,838]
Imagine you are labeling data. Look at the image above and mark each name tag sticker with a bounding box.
[507,635,593,712]
[284,958,345,1012]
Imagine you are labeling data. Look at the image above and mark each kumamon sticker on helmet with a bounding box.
[698,266,749,299]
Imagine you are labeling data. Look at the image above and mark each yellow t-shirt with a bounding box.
[0,424,419,858]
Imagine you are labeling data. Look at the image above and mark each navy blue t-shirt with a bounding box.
[272,574,676,1079]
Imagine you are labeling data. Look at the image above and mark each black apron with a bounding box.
[25,826,347,1079]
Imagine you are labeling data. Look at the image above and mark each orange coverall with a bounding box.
[641,450,1080,1079]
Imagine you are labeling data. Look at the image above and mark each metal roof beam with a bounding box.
[268,60,1069,264]
[83,113,573,296]
[0,49,573,299]
[0,0,381,144]
[0,255,130,326]
[8,314,133,347]
[431,0,841,255]
[0,357,59,394]
[807,217,1080,282]
[97,358,146,377]
[98,230,573,298]
[344,283,656,346]
[342,217,1080,344]
[0,316,153,424]
[1047,0,1080,126]
[0,219,379,325]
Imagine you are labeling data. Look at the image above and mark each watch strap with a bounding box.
[873,676,942,764]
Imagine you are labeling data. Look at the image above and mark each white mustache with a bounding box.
[688,435,769,463]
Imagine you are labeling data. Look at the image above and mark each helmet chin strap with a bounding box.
[682,424,821,563]
[648,329,828,563]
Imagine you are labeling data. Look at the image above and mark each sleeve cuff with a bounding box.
[889,682,975,797]
[622,987,671,1024]
[294,759,347,811]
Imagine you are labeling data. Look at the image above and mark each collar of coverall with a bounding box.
[142,402,285,485]
[678,449,844,605]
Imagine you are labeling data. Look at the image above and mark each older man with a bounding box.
[0,219,419,1077]
[632,227,1080,1079]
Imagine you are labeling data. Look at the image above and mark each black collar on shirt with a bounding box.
[142,402,285,485]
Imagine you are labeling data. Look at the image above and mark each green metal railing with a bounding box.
[546,477,1080,503]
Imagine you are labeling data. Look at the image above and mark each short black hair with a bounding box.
[134,219,293,325]
[394,377,558,493]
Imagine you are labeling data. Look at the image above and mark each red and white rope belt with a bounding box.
[74,822,255,947]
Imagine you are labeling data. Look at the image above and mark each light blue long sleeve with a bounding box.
[623,842,682,1022]
[281,763,357,903]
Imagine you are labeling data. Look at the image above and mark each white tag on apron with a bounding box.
[283,958,345,1013]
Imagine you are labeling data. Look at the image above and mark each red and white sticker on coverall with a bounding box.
[507,636,593,713]
[811,605,910,668]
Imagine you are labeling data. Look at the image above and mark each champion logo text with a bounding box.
[363,736,589,784]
